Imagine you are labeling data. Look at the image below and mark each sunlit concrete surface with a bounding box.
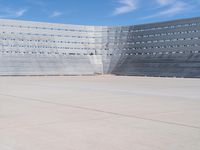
[0,76,200,150]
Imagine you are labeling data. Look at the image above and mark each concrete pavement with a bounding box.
[0,76,200,150]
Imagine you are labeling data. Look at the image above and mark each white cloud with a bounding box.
[159,2,186,15]
[49,11,62,18]
[156,0,175,5]
[113,0,137,15]
[15,9,27,17]
[0,7,28,18]
[144,1,187,19]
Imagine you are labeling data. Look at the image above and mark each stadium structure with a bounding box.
[0,17,200,77]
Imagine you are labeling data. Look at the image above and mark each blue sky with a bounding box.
[0,0,200,26]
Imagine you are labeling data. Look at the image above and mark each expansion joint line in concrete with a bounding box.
[0,92,200,130]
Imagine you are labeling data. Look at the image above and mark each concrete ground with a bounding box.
[0,76,200,150]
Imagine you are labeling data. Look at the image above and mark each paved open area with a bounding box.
[0,76,200,150]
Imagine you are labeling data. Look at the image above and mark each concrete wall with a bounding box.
[108,17,200,77]
[0,17,200,77]
[0,19,104,75]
